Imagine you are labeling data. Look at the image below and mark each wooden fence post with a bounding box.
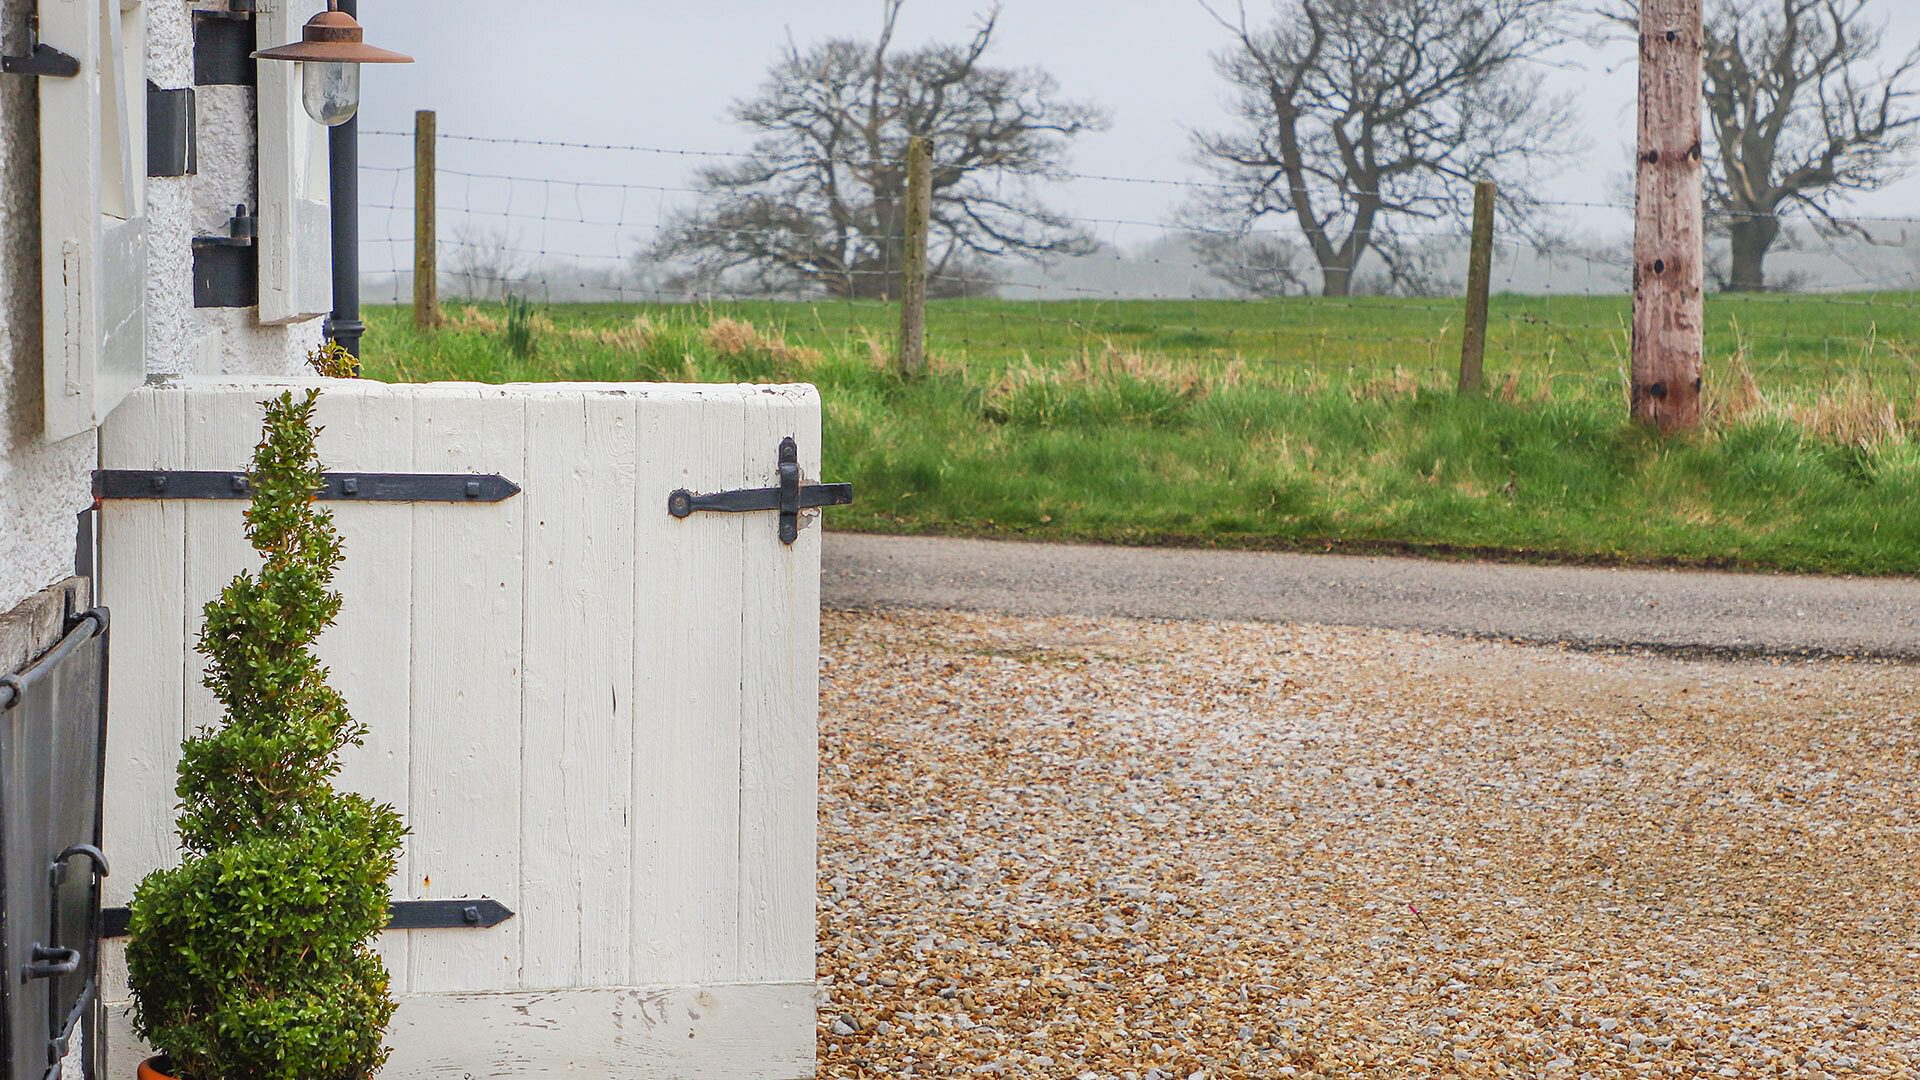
[897,136,932,377]
[1632,0,1705,431]
[1459,180,1497,394]
[414,109,440,330]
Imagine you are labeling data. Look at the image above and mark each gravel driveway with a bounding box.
[817,610,1919,1078]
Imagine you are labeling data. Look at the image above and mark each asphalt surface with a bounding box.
[822,533,1920,661]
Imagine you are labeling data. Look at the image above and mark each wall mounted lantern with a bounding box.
[252,0,410,126]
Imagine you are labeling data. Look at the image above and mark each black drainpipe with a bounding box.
[325,0,362,357]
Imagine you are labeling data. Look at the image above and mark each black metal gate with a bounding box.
[1,607,109,1080]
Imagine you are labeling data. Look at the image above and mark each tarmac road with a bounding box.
[822,533,1920,661]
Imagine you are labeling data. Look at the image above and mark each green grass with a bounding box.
[376,293,1920,393]
[359,298,1920,576]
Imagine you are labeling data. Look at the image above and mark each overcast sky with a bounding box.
[349,1,1920,284]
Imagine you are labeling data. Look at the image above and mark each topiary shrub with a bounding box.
[127,390,407,1080]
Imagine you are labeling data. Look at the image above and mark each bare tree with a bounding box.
[1192,230,1307,297]
[656,2,1105,300]
[446,226,527,302]
[1600,1,1920,293]
[1192,0,1576,297]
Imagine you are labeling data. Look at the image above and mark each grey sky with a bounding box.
[351,1,1920,288]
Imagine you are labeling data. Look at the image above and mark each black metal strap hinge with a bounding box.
[193,5,256,87]
[1,41,79,78]
[95,470,522,503]
[102,898,514,939]
[148,83,198,177]
[668,437,853,545]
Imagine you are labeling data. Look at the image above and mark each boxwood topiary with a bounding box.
[126,390,407,1080]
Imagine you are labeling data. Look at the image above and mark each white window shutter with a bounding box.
[39,0,148,443]
[256,0,333,325]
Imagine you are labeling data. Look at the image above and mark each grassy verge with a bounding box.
[361,302,1920,576]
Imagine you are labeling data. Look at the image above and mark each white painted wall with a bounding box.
[0,0,92,614]
[1,0,323,615]
[98,378,821,1079]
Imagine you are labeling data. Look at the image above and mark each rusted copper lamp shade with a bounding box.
[253,1,411,126]
[254,3,413,65]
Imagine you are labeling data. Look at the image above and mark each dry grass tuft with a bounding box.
[448,305,503,335]
[1068,341,1239,395]
[979,343,1231,416]
[701,317,823,366]
[1497,370,1523,403]
[1704,332,1910,447]
[1705,344,1770,427]
[1348,365,1429,402]
[568,314,656,352]
[857,328,893,371]
[1785,379,1908,447]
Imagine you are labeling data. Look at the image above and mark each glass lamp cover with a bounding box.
[302,61,361,126]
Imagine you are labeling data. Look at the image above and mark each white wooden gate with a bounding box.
[97,378,820,1079]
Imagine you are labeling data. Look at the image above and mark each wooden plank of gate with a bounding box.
[739,387,821,984]
[408,384,527,992]
[382,984,814,1079]
[98,385,188,1003]
[519,387,637,989]
[181,385,267,769]
[631,386,747,985]
[313,381,416,992]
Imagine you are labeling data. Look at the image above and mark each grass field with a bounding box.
[360,296,1920,576]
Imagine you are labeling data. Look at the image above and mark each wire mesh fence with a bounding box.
[355,126,1920,400]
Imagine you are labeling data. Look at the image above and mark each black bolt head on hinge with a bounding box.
[668,437,853,545]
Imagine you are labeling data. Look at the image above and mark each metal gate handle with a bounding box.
[21,944,80,982]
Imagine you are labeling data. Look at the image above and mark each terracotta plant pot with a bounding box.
[136,1059,178,1080]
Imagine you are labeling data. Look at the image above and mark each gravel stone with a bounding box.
[816,610,1920,1078]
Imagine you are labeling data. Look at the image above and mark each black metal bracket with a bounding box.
[1,41,79,78]
[193,205,258,308]
[668,437,853,545]
[385,898,515,931]
[95,470,522,503]
[148,83,198,177]
[101,898,514,939]
[193,5,256,87]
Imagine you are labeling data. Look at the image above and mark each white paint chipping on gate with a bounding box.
[98,377,820,1078]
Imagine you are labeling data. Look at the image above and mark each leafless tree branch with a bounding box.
[1191,0,1577,296]
[1598,0,1920,291]
[656,1,1107,299]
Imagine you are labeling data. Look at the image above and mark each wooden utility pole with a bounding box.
[1458,180,1497,394]
[1631,0,1705,432]
[414,109,440,330]
[897,136,932,377]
